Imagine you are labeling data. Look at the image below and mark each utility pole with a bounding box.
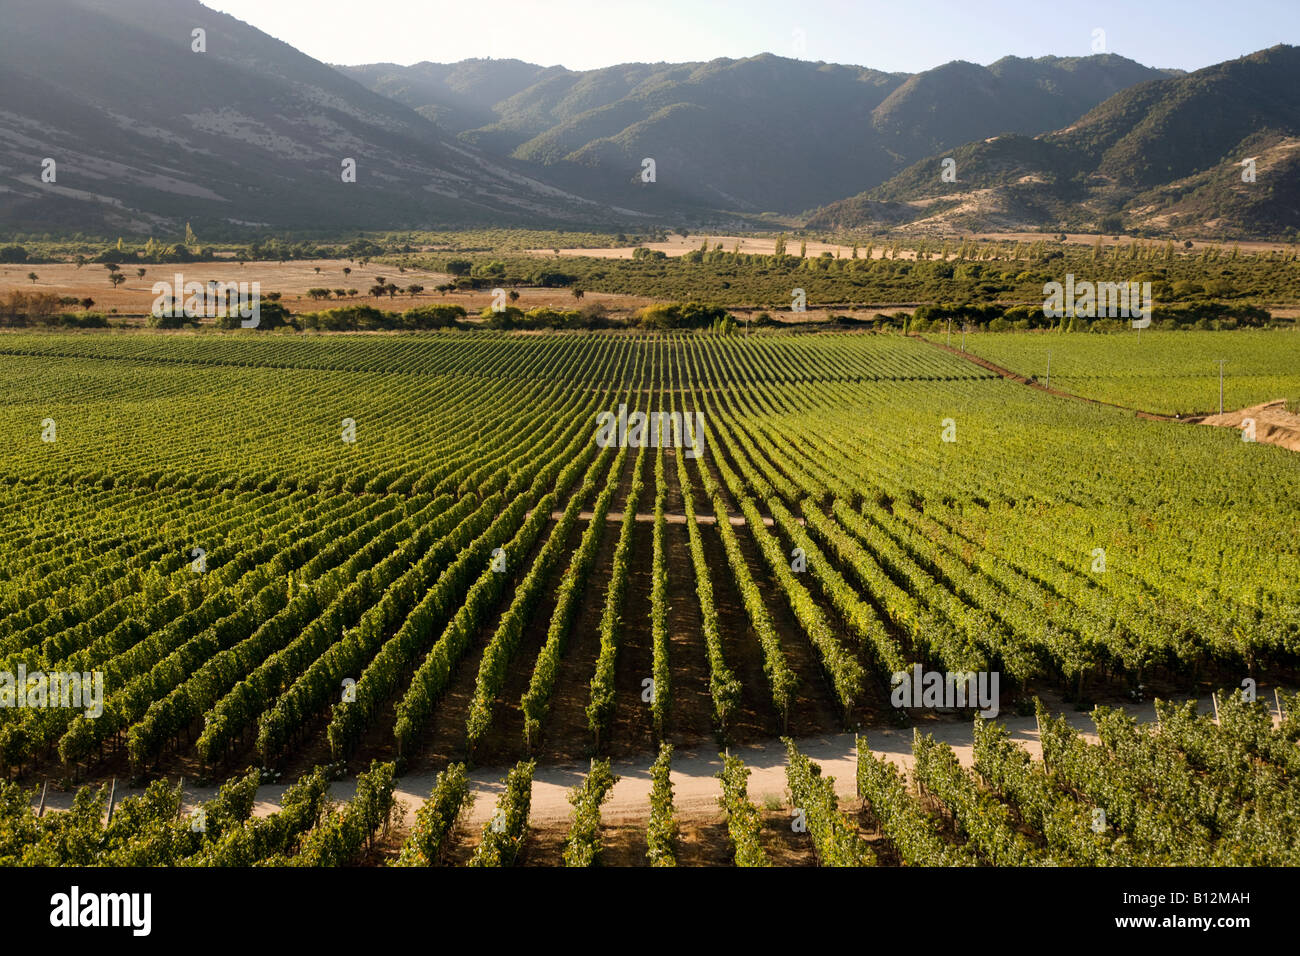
[946,318,952,347]
[961,323,967,352]
[1046,351,1051,389]
[1218,359,1227,414]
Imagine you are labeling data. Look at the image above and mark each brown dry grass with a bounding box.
[0,259,654,321]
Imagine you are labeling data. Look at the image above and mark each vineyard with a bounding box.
[929,328,1300,415]
[0,329,1297,868]
[4,692,1297,866]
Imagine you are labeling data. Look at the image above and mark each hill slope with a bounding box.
[343,53,1169,215]
[0,0,615,234]
[807,46,1300,239]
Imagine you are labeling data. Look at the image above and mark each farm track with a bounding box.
[914,335,1184,421]
[30,694,1222,825]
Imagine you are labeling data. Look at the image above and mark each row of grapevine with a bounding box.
[649,441,671,739]
[466,446,619,753]
[646,743,677,866]
[783,739,873,866]
[393,762,474,867]
[587,443,647,748]
[716,753,770,867]
[469,760,534,867]
[286,760,396,866]
[562,758,619,867]
[855,739,976,866]
[519,443,627,749]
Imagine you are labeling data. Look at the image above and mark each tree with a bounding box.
[507,289,520,305]
[406,284,424,297]
[80,298,94,310]
[105,263,120,274]
[314,267,321,274]
[572,288,585,301]
[136,268,146,280]
[26,273,37,284]
[369,284,386,299]
[343,267,352,278]
[74,255,87,269]
[109,274,125,290]
[385,283,399,298]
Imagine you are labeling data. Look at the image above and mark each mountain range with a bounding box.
[340,52,1172,216]
[1,0,1295,239]
[807,45,1300,239]
[0,0,617,234]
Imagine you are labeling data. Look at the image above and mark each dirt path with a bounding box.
[35,693,1239,827]
[919,335,1300,451]
[916,335,1183,421]
[1187,399,1300,452]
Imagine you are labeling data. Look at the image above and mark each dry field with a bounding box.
[0,259,656,320]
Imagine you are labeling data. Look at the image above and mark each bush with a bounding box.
[480,305,524,329]
[518,307,575,329]
[636,301,730,330]
[55,311,108,328]
[215,301,291,330]
[402,304,466,330]
[295,304,388,331]
[529,270,578,288]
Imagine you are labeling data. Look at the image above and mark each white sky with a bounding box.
[200,0,1299,73]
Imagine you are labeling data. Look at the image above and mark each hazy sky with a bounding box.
[201,0,1297,72]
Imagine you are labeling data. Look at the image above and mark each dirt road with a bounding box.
[33,696,1221,826]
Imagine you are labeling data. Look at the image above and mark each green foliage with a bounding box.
[646,744,677,866]
[562,758,619,867]
[717,754,769,867]
[470,760,534,867]
[289,760,397,866]
[783,739,872,866]
[393,762,473,866]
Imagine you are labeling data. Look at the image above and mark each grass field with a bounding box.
[928,329,1300,415]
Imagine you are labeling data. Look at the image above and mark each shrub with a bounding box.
[402,304,466,330]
